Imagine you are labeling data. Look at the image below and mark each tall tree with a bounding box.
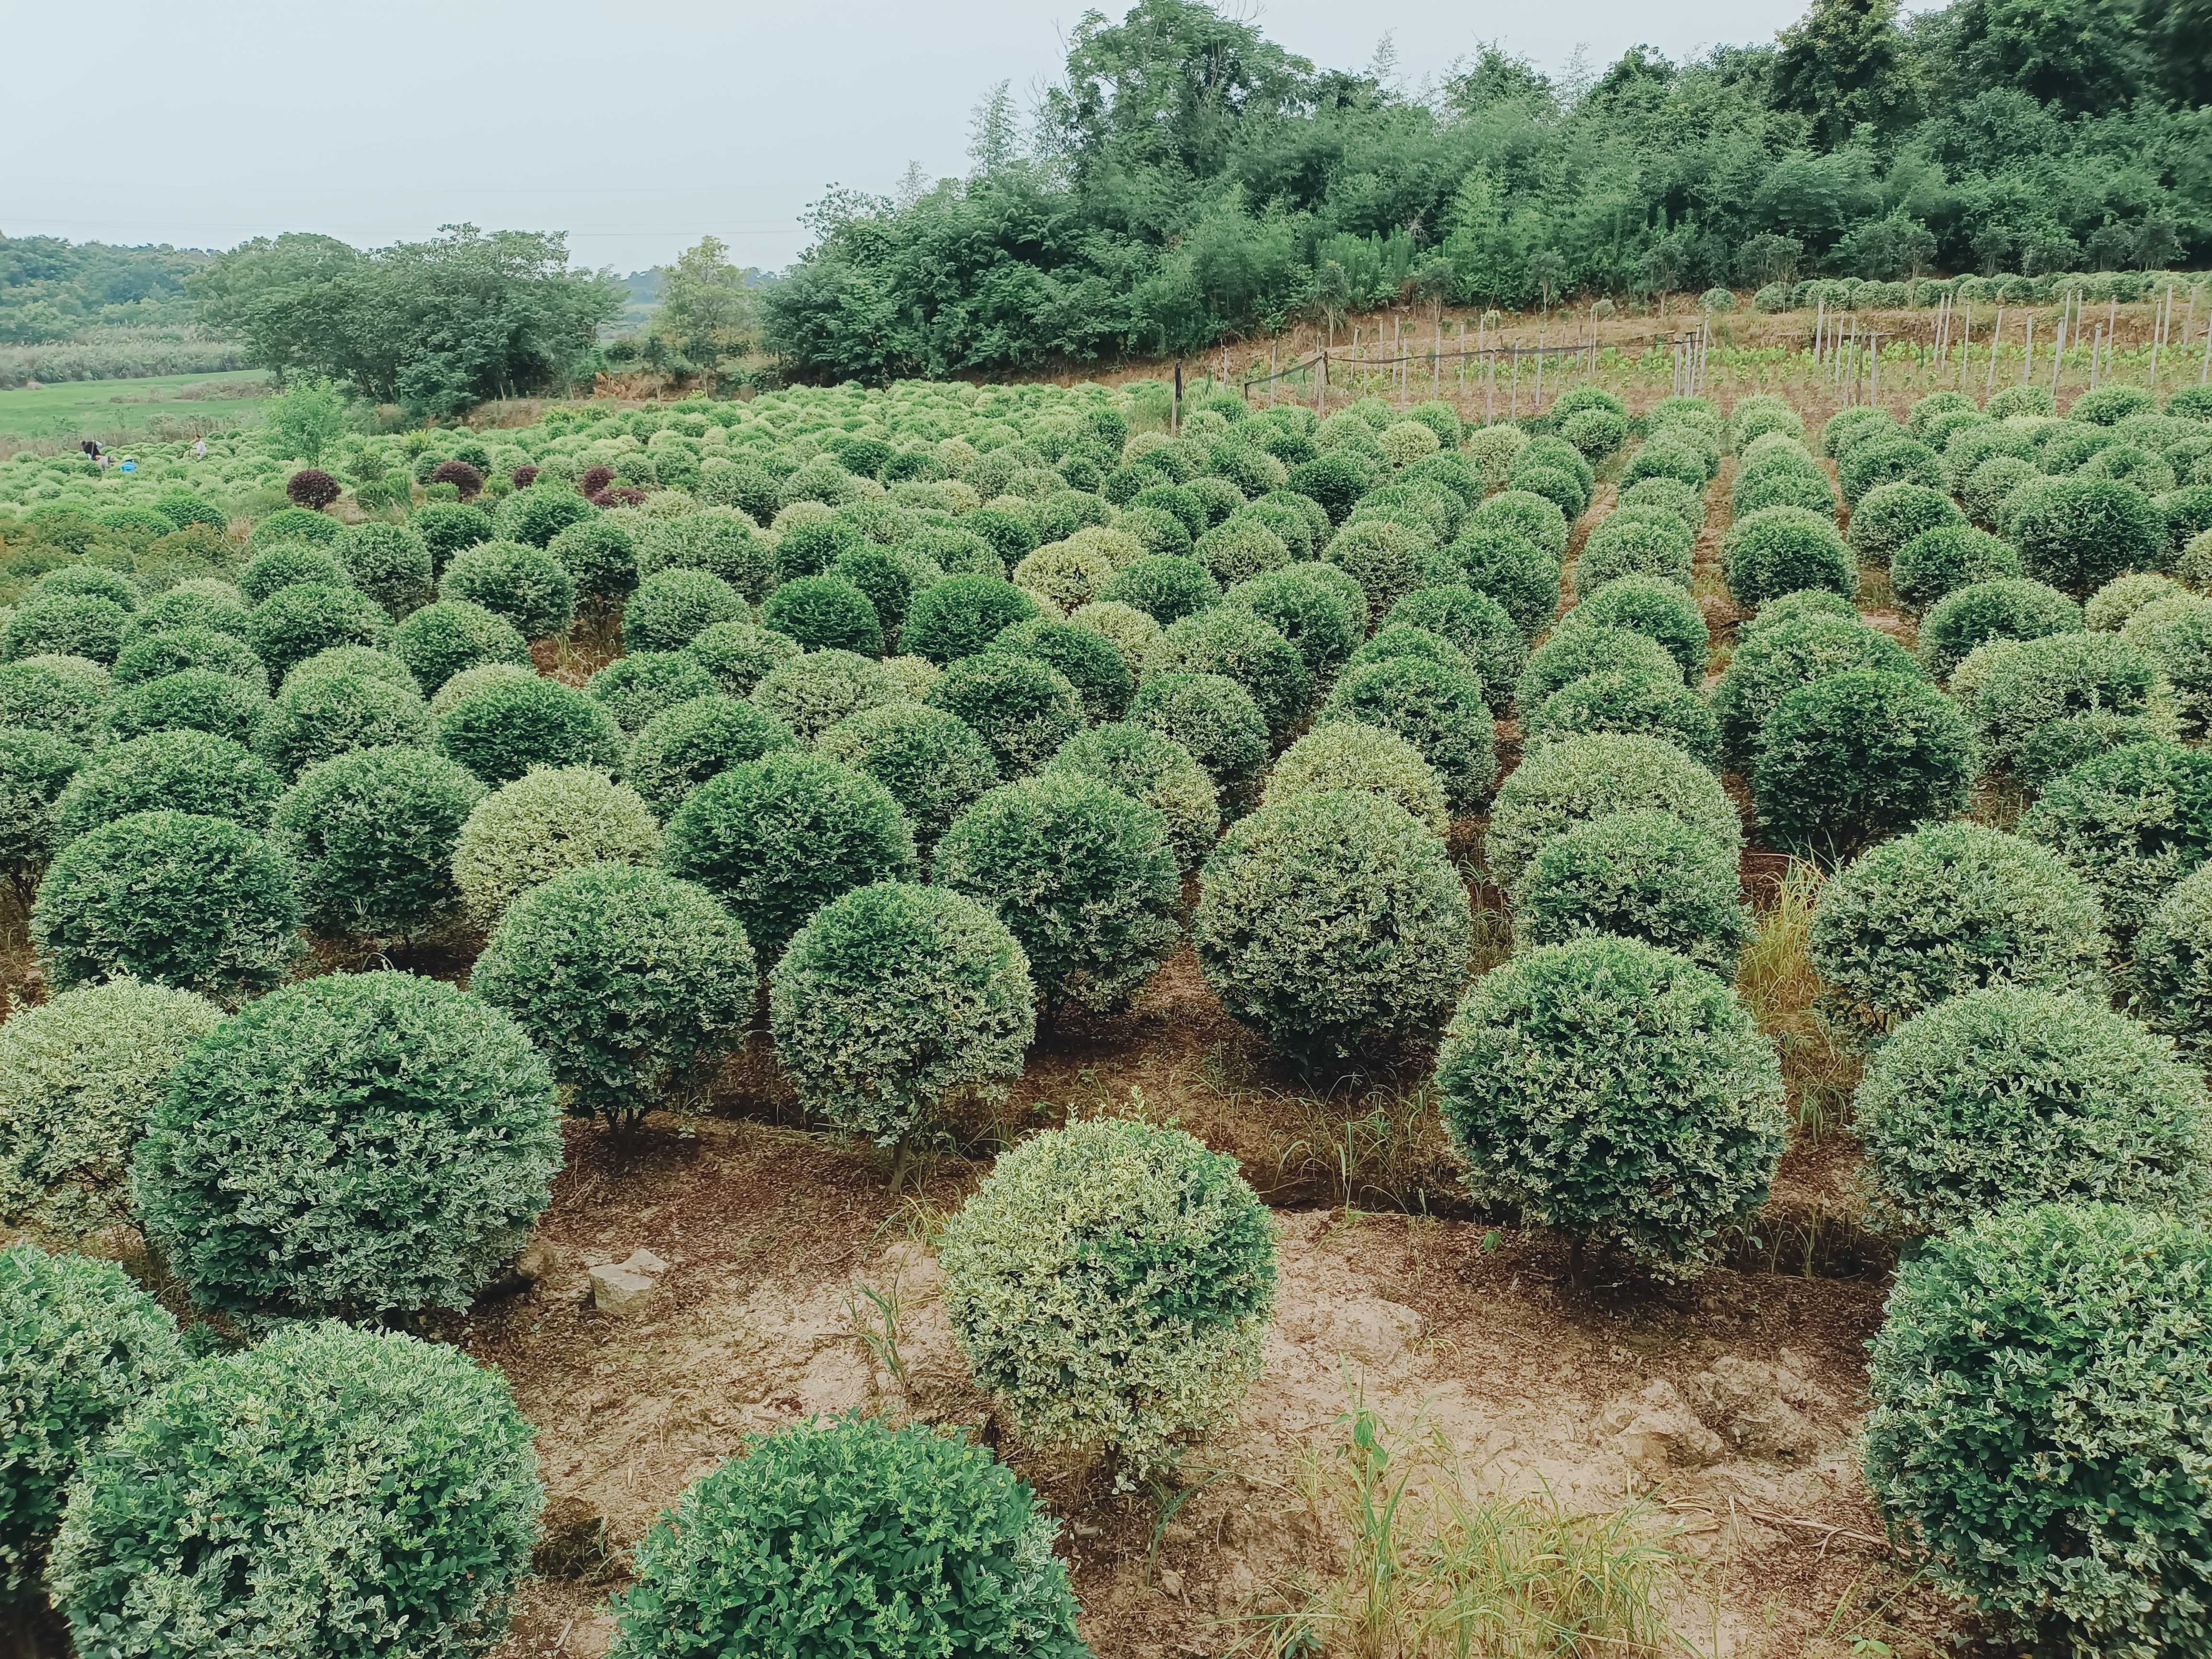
[1770,0,1921,146]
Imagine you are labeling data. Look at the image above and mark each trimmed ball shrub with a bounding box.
[413,500,495,570]
[134,970,559,1320]
[769,882,1034,1148]
[451,766,661,930]
[901,574,1041,662]
[1559,576,1707,684]
[435,673,625,784]
[333,521,433,616]
[987,617,1132,725]
[1722,506,1857,607]
[2090,571,2188,632]
[2011,476,2166,594]
[1753,670,1973,856]
[0,655,108,745]
[1712,615,1918,768]
[238,542,349,606]
[587,650,722,736]
[246,582,390,681]
[935,773,1179,1017]
[3,595,128,665]
[1129,671,1269,795]
[1047,721,1218,874]
[1437,529,1559,638]
[1809,819,2110,1030]
[663,751,914,956]
[940,1117,1273,1483]
[284,644,420,696]
[1317,655,1494,815]
[104,665,264,746]
[2020,738,2212,938]
[1486,733,1741,893]
[1863,1203,2212,1659]
[51,1320,541,1658]
[1574,513,1693,596]
[1142,609,1310,737]
[0,1246,180,1597]
[818,702,998,848]
[625,695,796,816]
[1511,809,1750,974]
[1515,626,1683,719]
[1223,566,1356,678]
[1263,720,1448,837]
[1965,634,2172,783]
[924,653,1084,777]
[547,514,640,604]
[275,745,484,940]
[285,468,341,509]
[475,864,755,1125]
[0,726,82,889]
[1382,585,1524,715]
[609,1416,1082,1659]
[1526,668,1721,768]
[32,810,299,999]
[1858,988,2209,1235]
[252,670,432,778]
[1918,577,2082,678]
[53,729,281,844]
[1322,518,1430,615]
[1847,483,1964,568]
[1094,555,1219,626]
[1470,489,1570,558]
[1891,525,2023,614]
[493,482,593,547]
[683,617,802,697]
[1195,790,1472,1061]
[2134,861,2212,1057]
[626,566,750,654]
[389,599,531,694]
[248,506,340,549]
[439,538,577,640]
[0,980,221,1240]
[757,575,883,656]
[111,625,267,694]
[1435,936,1785,1280]
[1839,433,1943,505]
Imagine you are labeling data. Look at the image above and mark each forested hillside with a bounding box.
[762,0,2212,380]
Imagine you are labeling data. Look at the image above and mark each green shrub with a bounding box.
[892,572,1038,661]
[0,1246,180,1598]
[2072,385,2157,426]
[1960,455,2041,526]
[1511,809,1748,974]
[1863,1202,2212,1659]
[1722,506,1856,607]
[625,567,749,654]
[32,810,299,999]
[134,970,558,1320]
[1809,822,2107,1031]
[1713,614,1919,767]
[1858,988,2209,1236]
[248,506,340,549]
[1487,732,1742,893]
[1382,585,1524,715]
[1428,529,1553,639]
[1839,433,1943,505]
[547,514,640,604]
[1526,668,1720,768]
[54,729,281,844]
[333,521,433,615]
[1575,513,1693,596]
[0,980,221,1240]
[1195,789,1472,1061]
[118,587,250,649]
[940,1118,1274,1478]
[1436,936,1785,1280]
[284,643,421,696]
[986,617,1131,725]
[1093,555,1219,627]
[451,766,661,931]
[493,482,593,547]
[1965,633,2172,783]
[625,695,796,817]
[2018,739,2212,939]
[435,673,625,784]
[104,666,259,745]
[934,773,1179,1018]
[245,582,390,681]
[1046,721,1219,874]
[1129,671,1269,795]
[609,1416,1082,1659]
[251,670,432,779]
[769,882,1033,1148]
[1754,670,1973,857]
[475,865,754,1126]
[682,617,802,697]
[30,567,137,612]
[389,600,531,695]
[769,514,864,583]
[663,751,914,957]
[2132,862,2212,1057]
[1616,476,1707,536]
[1142,609,1310,738]
[1918,577,2081,678]
[1322,654,1497,813]
[1263,720,1448,837]
[818,702,998,848]
[1732,461,1837,517]
[1890,526,2023,614]
[1515,625,1682,716]
[3,594,129,665]
[2011,477,2166,595]
[923,653,1084,777]
[111,624,267,694]
[2090,572,2191,634]
[1559,576,1707,683]
[1322,518,1432,617]
[1847,483,1964,568]
[587,650,721,735]
[0,727,82,889]
[1216,567,1353,679]
[412,500,495,571]
[275,745,484,940]
[51,1319,541,1657]
[439,539,577,640]
[2123,593,2212,737]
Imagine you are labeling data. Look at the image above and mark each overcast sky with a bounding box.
[12,0,1841,274]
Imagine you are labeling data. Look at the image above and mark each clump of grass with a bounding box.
[1249,1395,1703,1657]
[1734,859,1860,1139]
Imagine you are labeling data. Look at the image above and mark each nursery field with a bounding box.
[3,341,2212,1659]
[0,368,271,450]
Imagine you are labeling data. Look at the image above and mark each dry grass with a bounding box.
[1734,861,1861,1141]
[1244,1393,1706,1658]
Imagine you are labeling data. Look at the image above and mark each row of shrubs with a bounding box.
[1751,268,2207,313]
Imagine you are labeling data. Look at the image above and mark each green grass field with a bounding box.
[0,369,271,446]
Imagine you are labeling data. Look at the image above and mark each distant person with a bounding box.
[192,436,207,459]
[81,439,100,462]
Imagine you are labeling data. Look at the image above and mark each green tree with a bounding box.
[258,377,353,465]
[649,236,756,373]
[1771,0,1921,145]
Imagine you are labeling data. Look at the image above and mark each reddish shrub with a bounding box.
[511,465,539,490]
[286,469,341,510]
[430,460,484,499]
[579,466,616,497]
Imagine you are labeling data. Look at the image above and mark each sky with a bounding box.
[10,0,1839,275]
